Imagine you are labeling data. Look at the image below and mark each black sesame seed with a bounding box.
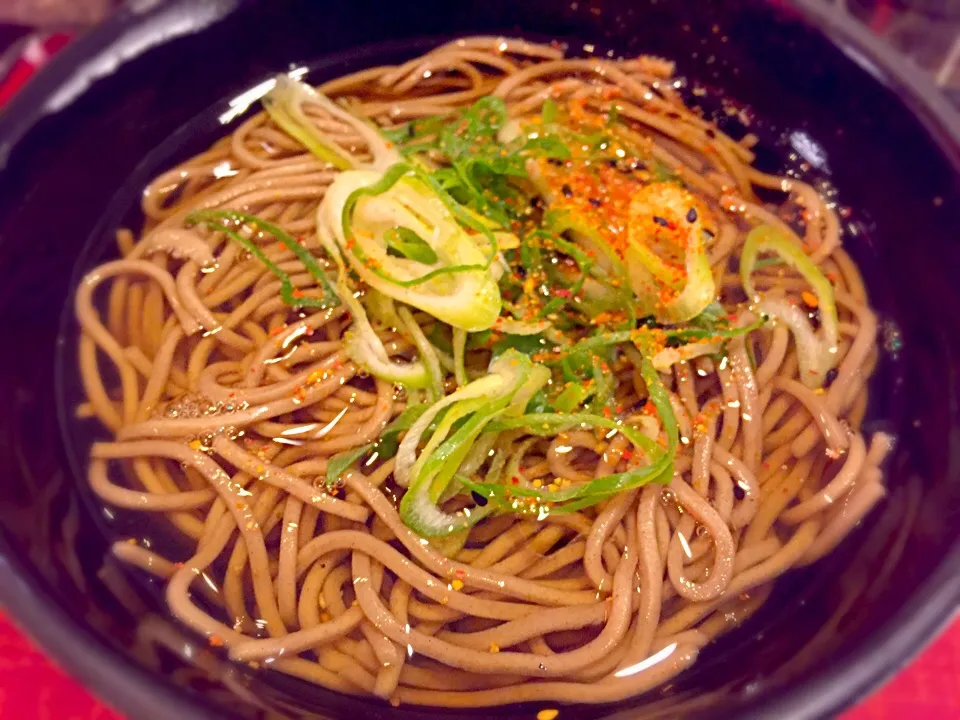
[824,368,839,387]
[589,197,602,208]
[705,128,717,139]
[471,491,488,507]
[652,215,670,227]
[733,484,746,500]
[548,158,564,167]
[666,112,681,119]
[607,159,619,168]
[530,195,544,209]
[686,207,698,223]
[561,184,574,198]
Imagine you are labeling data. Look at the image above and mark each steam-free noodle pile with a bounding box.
[76,37,891,707]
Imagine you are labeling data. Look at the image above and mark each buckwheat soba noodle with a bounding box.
[75,37,892,708]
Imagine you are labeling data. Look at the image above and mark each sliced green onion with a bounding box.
[262,75,400,172]
[541,314,766,373]
[397,350,549,537]
[626,183,716,323]
[398,306,444,401]
[464,347,677,514]
[318,163,502,331]
[384,227,439,264]
[452,328,468,387]
[539,210,635,325]
[541,98,558,125]
[186,210,339,309]
[324,444,371,488]
[312,206,432,388]
[740,225,838,387]
[552,382,594,413]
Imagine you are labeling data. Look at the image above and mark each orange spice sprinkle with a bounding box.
[489,643,500,654]
[801,291,819,308]
[209,635,224,647]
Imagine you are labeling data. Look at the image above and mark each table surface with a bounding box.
[0,20,958,720]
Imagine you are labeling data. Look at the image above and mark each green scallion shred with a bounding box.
[186,209,339,309]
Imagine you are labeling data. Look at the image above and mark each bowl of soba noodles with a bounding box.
[0,0,958,718]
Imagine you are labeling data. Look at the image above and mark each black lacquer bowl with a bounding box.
[0,1,958,718]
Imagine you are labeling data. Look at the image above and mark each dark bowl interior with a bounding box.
[1,1,959,719]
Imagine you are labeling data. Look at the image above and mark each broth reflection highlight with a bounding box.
[74,37,890,707]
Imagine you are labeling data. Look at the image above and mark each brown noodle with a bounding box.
[74,36,890,707]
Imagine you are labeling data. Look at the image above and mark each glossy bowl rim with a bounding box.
[0,1,958,719]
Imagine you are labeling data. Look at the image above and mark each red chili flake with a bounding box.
[511,477,520,485]
[304,325,315,336]
[554,288,572,298]
[291,289,304,299]
[455,568,466,578]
